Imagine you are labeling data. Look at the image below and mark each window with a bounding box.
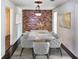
[53,11,57,34]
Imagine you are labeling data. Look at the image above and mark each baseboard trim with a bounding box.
[61,44,78,59]
[2,35,22,59]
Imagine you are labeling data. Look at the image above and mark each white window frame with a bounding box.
[53,11,57,34]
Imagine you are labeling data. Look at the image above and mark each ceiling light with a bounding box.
[50,0,54,1]
[34,0,42,4]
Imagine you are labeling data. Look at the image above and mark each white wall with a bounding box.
[74,3,78,57]
[1,0,6,57]
[1,0,16,57]
[10,2,17,45]
[16,7,22,39]
[54,0,78,57]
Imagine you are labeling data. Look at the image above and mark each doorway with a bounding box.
[5,8,10,50]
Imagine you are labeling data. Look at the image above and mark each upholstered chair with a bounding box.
[20,31,33,56]
[50,32,62,56]
[32,42,50,59]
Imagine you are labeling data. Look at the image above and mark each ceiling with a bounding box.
[11,0,77,9]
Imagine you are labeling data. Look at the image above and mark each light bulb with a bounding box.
[35,13,41,16]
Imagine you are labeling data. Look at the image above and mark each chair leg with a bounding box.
[47,54,49,59]
[34,54,36,59]
[20,48,24,56]
[59,48,62,56]
[32,48,36,59]
[49,48,51,55]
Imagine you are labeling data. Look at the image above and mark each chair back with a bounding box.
[50,32,61,48]
[33,42,50,54]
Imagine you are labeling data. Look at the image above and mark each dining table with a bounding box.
[27,31,55,42]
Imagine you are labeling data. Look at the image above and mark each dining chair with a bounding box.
[50,32,62,56]
[32,42,50,59]
[20,31,33,56]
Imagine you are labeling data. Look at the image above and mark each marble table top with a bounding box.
[27,31,55,41]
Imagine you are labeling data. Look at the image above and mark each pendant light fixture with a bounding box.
[34,0,42,16]
[35,5,41,16]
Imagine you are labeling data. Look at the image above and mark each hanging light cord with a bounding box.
[36,5,40,10]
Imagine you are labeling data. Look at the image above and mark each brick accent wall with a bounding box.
[22,10,52,32]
